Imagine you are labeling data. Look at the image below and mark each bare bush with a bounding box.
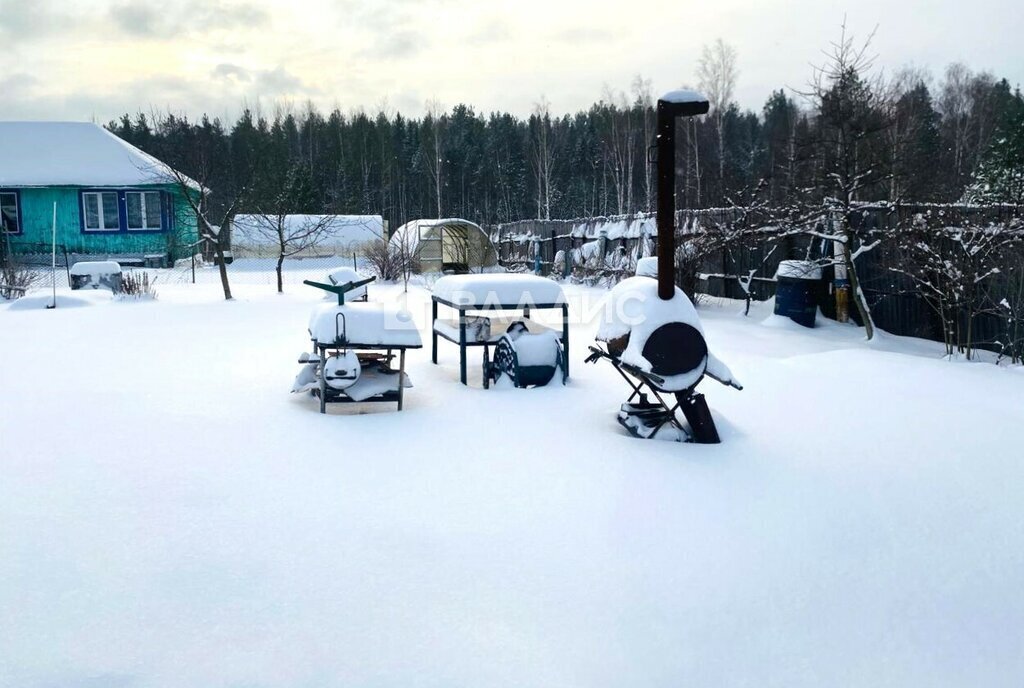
[1,264,40,300]
[361,239,403,282]
[118,271,158,300]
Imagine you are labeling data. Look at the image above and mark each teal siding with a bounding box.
[12,185,198,261]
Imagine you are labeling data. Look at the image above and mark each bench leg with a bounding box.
[431,300,438,364]
[459,316,468,385]
[398,349,407,411]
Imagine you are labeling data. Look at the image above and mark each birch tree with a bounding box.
[529,96,557,220]
[697,39,739,184]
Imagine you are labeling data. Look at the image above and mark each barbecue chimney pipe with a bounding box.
[656,91,710,301]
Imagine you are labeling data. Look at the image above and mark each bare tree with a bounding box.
[880,66,933,200]
[697,39,739,183]
[599,86,637,214]
[241,213,338,293]
[161,168,241,301]
[529,96,557,220]
[938,63,975,182]
[799,21,890,339]
[891,212,1024,358]
[631,75,655,211]
[423,98,446,217]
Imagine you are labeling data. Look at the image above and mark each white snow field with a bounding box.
[1,279,1022,688]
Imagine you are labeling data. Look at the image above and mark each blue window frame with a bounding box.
[79,189,169,233]
[0,189,21,234]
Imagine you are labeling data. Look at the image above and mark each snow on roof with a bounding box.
[0,122,195,188]
[232,215,384,248]
[432,273,566,307]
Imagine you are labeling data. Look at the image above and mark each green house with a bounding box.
[0,122,199,266]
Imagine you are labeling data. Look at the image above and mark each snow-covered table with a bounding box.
[431,274,569,385]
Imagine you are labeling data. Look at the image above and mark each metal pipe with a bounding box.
[656,101,676,301]
[655,92,710,301]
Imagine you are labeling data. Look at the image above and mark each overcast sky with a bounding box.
[1,0,1021,123]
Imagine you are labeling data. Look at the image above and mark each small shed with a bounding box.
[390,218,497,273]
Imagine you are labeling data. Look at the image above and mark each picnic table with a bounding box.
[431,274,569,385]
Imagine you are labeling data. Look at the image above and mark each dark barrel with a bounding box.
[774,260,822,328]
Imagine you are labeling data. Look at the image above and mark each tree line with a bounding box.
[107,33,1024,236]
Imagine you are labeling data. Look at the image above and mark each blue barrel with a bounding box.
[774,260,822,328]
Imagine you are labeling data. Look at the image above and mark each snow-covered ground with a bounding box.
[1,279,1022,688]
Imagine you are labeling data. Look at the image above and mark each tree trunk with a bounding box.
[213,240,232,301]
[276,254,285,294]
[842,232,874,340]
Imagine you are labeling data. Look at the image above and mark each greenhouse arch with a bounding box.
[389,218,497,273]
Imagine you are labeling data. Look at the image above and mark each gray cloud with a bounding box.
[354,30,428,62]
[108,0,268,38]
[0,0,75,44]
[211,63,317,96]
[212,63,253,82]
[255,66,307,94]
[0,73,39,98]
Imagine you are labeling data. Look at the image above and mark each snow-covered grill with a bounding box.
[292,274,422,412]
[585,91,742,443]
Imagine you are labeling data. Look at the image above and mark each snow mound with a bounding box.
[327,267,370,300]
[308,303,422,347]
[5,291,112,310]
[433,274,565,307]
[597,277,740,391]
[70,261,121,278]
[507,329,561,367]
[635,256,659,277]
[776,260,823,280]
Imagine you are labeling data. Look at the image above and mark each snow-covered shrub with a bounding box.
[891,215,1024,360]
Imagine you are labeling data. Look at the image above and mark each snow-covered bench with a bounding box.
[69,261,123,292]
[430,274,569,386]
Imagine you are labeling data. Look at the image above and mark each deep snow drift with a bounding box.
[1,280,1022,688]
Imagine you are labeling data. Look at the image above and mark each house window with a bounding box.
[82,191,120,232]
[126,191,163,231]
[0,191,19,234]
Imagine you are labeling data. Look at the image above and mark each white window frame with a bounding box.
[0,191,19,234]
[82,191,121,232]
[125,191,163,231]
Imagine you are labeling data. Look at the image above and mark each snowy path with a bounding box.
[1,283,1022,687]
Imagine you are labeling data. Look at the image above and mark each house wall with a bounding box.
[10,185,197,261]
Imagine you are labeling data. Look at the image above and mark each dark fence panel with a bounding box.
[489,204,1024,355]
